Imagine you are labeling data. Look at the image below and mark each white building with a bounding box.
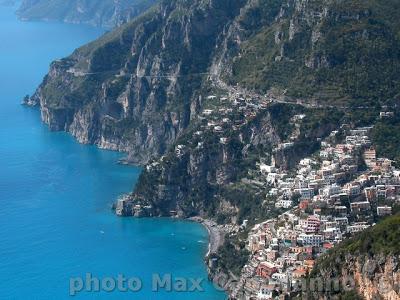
[298,188,314,200]
[275,199,293,209]
[347,224,370,233]
[321,184,342,197]
[260,164,276,174]
[297,234,324,246]
[257,287,273,299]
[377,206,392,217]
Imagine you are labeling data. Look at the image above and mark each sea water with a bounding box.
[0,4,225,299]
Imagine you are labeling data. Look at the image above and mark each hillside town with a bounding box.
[114,89,399,299]
[6,0,400,299]
[231,124,400,299]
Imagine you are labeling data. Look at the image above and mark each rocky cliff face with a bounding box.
[309,254,400,300]
[27,0,400,215]
[28,0,400,168]
[126,103,339,221]
[28,0,400,162]
[27,0,246,164]
[310,215,400,300]
[17,0,159,28]
[354,255,400,300]
[131,109,281,218]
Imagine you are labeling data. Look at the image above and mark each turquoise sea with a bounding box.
[0,4,225,299]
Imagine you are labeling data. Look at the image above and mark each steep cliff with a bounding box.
[309,215,400,300]
[28,0,400,166]
[27,0,400,214]
[126,103,341,221]
[27,0,246,164]
[17,0,159,28]
[131,108,281,219]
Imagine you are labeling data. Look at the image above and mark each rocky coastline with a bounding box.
[16,0,158,28]
[22,0,400,298]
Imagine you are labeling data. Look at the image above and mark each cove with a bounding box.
[0,4,225,299]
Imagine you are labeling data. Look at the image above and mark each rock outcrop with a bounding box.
[131,109,282,218]
[309,214,400,300]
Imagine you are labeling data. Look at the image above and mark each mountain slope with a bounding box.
[26,0,400,173]
[213,0,400,105]
[17,0,159,28]
[27,0,246,164]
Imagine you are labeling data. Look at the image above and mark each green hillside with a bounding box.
[313,214,400,274]
[229,0,400,105]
